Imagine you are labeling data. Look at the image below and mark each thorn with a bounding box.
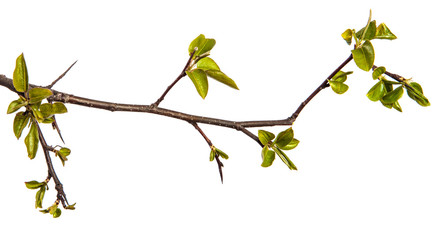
[47,60,78,89]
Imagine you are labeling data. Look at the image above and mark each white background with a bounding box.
[0,0,441,239]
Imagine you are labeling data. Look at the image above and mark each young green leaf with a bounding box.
[280,138,300,151]
[35,186,46,209]
[196,57,220,71]
[258,130,275,145]
[189,34,205,56]
[28,88,53,104]
[52,102,68,114]
[196,38,216,57]
[53,208,62,218]
[375,23,397,40]
[209,149,215,161]
[366,81,386,101]
[392,101,402,112]
[56,147,71,166]
[13,53,29,93]
[341,29,353,45]
[352,40,375,71]
[7,98,27,114]
[215,147,229,160]
[206,70,239,90]
[332,71,353,83]
[406,82,430,107]
[186,69,209,99]
[25,180,44,190]
[14,112,30,139]
[273,147,297,170]
[24,121,39,159]
[382,86,404,104]
[261,146,276,167]
[65,203,76,210]
[275,128,294,149]
[329,81,349,94]
[372,66,386,80]
[356,20,377,41]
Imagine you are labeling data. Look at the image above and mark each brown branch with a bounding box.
[46,60,78,89]
[288,54,354,122]
[36,121,71,208]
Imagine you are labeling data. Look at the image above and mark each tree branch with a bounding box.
[36,121,70,208]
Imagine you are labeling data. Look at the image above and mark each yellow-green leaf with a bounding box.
[13,53,29,93]
[206,70,239,90]
[24,121,39,159]
[196,57,220,71]
[375,23,397,40]
[28,88,53,104]
[258,130,275,145]
[280,138,300,151]
[382,86,404,104]
[366,81,386,101]
[329,81,349,94]
[275,127,294,149]
[7,98,27,114]
[189,34,205,56]
[261,146,275,168]
[13,111,30,139]
[25,180,44,190]
[372,66,386,80]
[273,146,297,170]
[341,29,353,45]
[352,40,375,71]
[186,69,208,99]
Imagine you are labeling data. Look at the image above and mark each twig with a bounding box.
[289,54,354,122]
[36,121,70,208]
[189,121,224,183]
[46,60,78,89]
[152,50,196,107]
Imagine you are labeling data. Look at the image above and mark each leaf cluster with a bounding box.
[186,34,239,99]
[8,53,74,217]
[258,128,299,170]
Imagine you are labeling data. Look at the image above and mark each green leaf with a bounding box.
[382,86,404,104]
[406,82,430,107]
[35,186,46,209]
[196,38,216,57]
[215,148,229,160]
[392,101,402,112]
[332,71,353,83]
[28,88,53,104]
[261,146,275,167]
[206,70,239,90]
[274,128,294,148]
[258,130,275,145]
[329,81,349,94]
[273,147,297,170]
[209,149,215,161]
[375,23,397,40]
[186,69,208,99]
[356,20,376,40]
[189,34,205,56]
[13,53,29,93]
[196,57,220,71]
[53,208,62,218]
[56,147,71,166]
[52,102,68,114]
[25,180,44,190]
[372,66,386,80]
[24,121,39,159]
[341,29,353,45]
[14,111,30,139]
[352,40,375,71]
[7,98,27,114]
[280,138,300,151]
[366,80,386,101]
[65,203,76,210]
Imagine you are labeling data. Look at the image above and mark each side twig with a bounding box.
[189,121,224,183]
[152,50,196,107]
